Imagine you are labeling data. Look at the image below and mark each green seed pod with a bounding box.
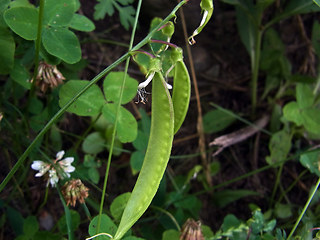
[114,72,174,240]
[172,60,191,134]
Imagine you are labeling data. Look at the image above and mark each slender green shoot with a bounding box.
[57,186,74,240]
[29,0,44,101]
[287,177,320,240]
[96,0,143,233]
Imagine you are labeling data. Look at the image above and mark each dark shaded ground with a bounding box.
[1,0,320,239]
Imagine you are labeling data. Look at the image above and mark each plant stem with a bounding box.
[57,186,74,240]
[270,163,283,207]
[287,177,320,240]
[28,0,44,101]
[96,0,142,232]
[0,0,187,194]
[251,29,262,115]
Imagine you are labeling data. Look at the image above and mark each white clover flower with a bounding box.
[31,150,75,187]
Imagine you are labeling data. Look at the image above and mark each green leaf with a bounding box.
[69,14,95,32]
[28,97,43,114]
[0,0,10,27]
[57,210,80,235]
[202,225,214,238]
[133,52,151,75]
[315,0,320,7]
[213,189,259,208]
[282,0,319,16]
[89,214,117,238]
[4,6,38,40]
[300,150,320,176]
[102,104,137,143]
[0,27,15,74]
[88,167,100,184]
[10,61,30,89]
[250,211,265,234]
[23,216,38,237]
[119,5,135,30]
[94,0,114,20]
[283,101,303,126]
[312,21,320,56]
[82,132,106,154]
[266,130,291,165]
[219,0,240,5]
[274,203,292,219]
[149,17,168,53]
[130,151,144,174]
[30,108,49,132]
[302,108,320,134]
[235,5,257,58]
[203,109,236,134]
[221,214,241,231]
[9,0,33,8]
[43,0,76,27]
[173,195,202,217]
[162,229,180,240]
[132,130,149,152]
[296,83,314,108]
[42,27,81,64]
[110,192,131,222]
[50,124,62,152]
[59,80,105,116]
[103,72,138,104]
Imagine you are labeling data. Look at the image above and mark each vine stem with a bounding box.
[28,0,44,102]
[0,0,187,197]
[287,177,320,240]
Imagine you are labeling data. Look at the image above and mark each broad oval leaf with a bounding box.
[296,83,314,108]
[266,129,291,165]
[0,27,15,74]
[283,101,303,126]
[302,108,320,134]
[59,80,105,116]
[300,150,320,176]
[82,132,106,154]
[42,27,81,64]
[103,72,138,104]
[162,229,180,240]
[102,104,137,143]
[110,192,131,222]
[4,6,38,40]
[69,13,95,32]
[43,0,76,27]
[89,214,117,238]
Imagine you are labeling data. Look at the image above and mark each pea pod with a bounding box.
[113,72,174,240]
[188,0,214,45]
[171,48,191,134]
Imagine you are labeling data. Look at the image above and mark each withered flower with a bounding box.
[61,179,89,207]
[180,218,204,240]
[31,62,65,92]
